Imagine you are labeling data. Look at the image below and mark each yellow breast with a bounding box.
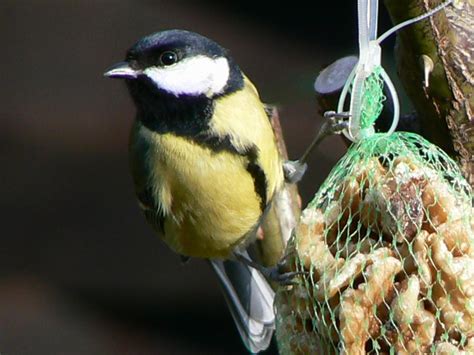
[140,126,262,258]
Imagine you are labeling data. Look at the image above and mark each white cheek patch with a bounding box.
[143,55,230,97]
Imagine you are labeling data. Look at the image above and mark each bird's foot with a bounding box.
[283,160,307,184]
[309,111,350,147]
[235,253,306,286]
[323,110,351,134]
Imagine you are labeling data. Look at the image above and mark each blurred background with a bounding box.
[0,1,394,354]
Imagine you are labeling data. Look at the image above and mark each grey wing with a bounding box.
[129,121,165,234]
[210,255,275,353]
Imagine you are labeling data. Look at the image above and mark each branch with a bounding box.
[257,107,301,267]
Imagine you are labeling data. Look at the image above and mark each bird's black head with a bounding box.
[105,30,244,98]
[105,30,244,134]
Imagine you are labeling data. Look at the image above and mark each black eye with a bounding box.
[159,51,178,66]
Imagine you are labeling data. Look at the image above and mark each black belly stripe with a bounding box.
[246,160,268,211]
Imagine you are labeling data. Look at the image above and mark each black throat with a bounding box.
[127,77,214,137]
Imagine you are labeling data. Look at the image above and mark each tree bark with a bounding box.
[384,0,474,185]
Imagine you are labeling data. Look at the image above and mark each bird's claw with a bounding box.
[264,268,307,286]
[283,160,307,184]
[324,110,351,120]
[322,110,351,135]
[235,252,307,286]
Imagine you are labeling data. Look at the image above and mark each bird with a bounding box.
[104,29,290,353]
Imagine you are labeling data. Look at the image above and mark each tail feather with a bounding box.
[210,258,275,353]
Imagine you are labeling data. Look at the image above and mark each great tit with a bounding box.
[105,29,287,352]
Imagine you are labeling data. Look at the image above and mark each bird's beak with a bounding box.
[104,61,139,79]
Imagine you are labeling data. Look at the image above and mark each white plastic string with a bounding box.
[377,0,453,44]
[338,0,453,142]
[368,0,379,41]
[340,0,397,142]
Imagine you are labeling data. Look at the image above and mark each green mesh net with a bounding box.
[359,66,385,131]
[275,132,474,354]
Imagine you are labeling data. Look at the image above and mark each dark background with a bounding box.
[0,1,394,354]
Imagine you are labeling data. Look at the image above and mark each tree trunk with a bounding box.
[384,0,474,185]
